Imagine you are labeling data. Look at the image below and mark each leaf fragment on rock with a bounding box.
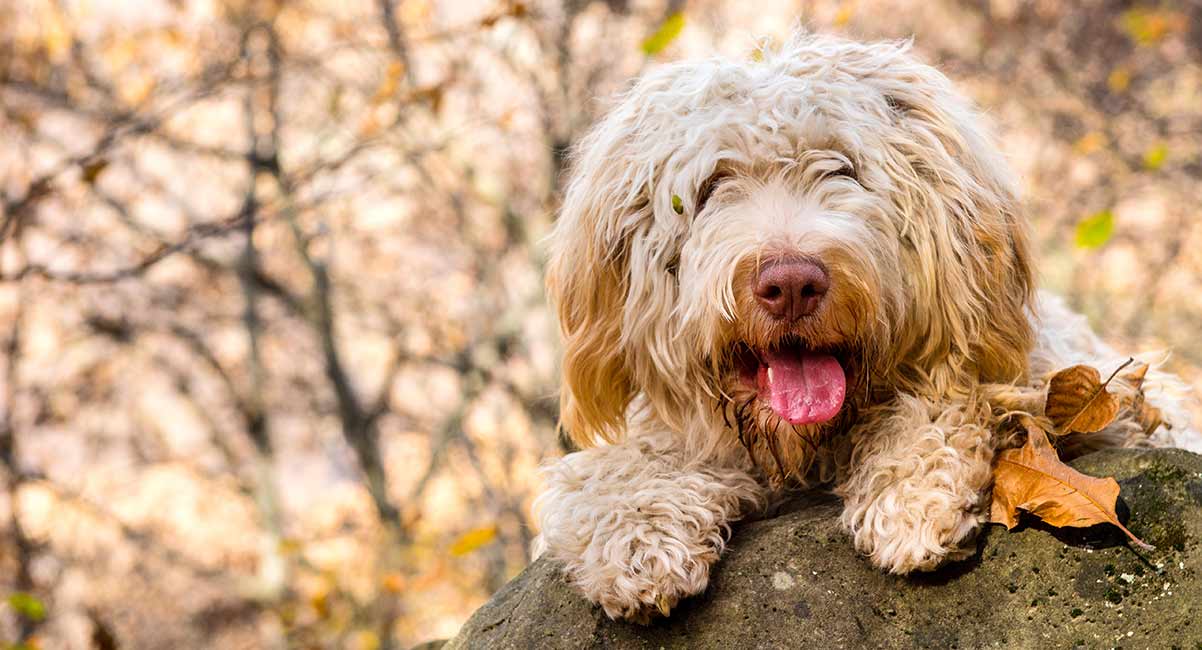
[989,420,1153,550]
[1044,360,1131,435]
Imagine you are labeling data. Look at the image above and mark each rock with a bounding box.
[445,449,1202,649]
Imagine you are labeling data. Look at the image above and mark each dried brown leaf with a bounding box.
[1117,360,1164,438]
[1044,360,1131,434]
[989,420,1153,550]
[1121,360,1149,388]
[1138,404,1165,436]
[1129,390,1166,438]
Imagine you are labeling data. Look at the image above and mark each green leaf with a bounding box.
[1075,211,1114,249]
[1142,143,1168,170]
[671,194,684,214]
[642,13,685,56]
[7,592,47,622]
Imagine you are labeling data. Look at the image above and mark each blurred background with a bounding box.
[0,0,1199,647]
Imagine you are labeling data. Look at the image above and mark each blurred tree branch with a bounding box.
[0,274,39,644]
[379,0,418,88]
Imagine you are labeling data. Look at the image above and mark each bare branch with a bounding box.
[378,0,418,87]
[0,211,252,283]
[0,235,39,643]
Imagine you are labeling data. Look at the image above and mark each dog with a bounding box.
[532,33,1200,623]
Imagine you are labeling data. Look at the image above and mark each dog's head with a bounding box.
[548,34,1034,475]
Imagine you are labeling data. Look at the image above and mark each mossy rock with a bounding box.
[444,448,1202,649]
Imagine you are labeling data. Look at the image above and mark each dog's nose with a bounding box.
[754,259,830,321]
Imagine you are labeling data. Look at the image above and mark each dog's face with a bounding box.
[685,156,897,474]
[549,35,1034,476]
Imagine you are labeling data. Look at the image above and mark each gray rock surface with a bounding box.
[445,448,1202,649]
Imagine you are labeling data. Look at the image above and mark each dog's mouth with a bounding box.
[735,337,847,426]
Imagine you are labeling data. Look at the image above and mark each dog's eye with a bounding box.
[696,172,728,212]
[665,252,680,277]
[827,163,857,181]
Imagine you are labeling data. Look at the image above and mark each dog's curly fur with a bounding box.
[532,33,1201,623]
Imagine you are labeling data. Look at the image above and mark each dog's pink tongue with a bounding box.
[758,350,846,425]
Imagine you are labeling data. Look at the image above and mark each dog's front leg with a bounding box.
[836,395,994,574]
[534,431,763,623]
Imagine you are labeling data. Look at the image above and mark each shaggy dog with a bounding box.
[533,33,1200,623]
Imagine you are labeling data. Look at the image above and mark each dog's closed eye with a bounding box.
[697,171,729,212]
[826,163,858,182]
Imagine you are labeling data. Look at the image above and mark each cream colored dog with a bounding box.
[533,33,1199,623]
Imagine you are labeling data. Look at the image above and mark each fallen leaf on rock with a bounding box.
[1138,402,1165,435]
[1128,389,1167,438]
[1120,359,1148,388]
[1117,360,1168,437]
[989,419,1153,550]
[1044,360,1131,435]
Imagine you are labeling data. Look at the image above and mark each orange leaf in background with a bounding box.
[40,7,72,63]
[833,2,856,27]
[372,62,405,103]
[1107,65,1131,93]
[1044,361,1130,435]
[1117,8,1185,45]
[381,572,406,593]
[118,74,156,106]
[161,26,186,48]
[450,525,497,556]
[309,589,330,620]
[990,421,1153,550]
[1072,131,1107,155]
[358,112,381,137]
[352,629,381,650]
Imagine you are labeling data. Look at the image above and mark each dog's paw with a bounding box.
[566,526,719,624]
[535,442,760,623]
[849,501,983,574]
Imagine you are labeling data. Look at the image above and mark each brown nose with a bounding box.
[754,259,830,321]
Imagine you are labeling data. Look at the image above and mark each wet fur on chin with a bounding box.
[532,33,1202,623]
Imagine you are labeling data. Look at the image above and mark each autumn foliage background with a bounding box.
[0,0,1200,648]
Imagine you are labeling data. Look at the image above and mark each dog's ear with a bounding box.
[546,118,643,447]
[872,50,1035,387]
